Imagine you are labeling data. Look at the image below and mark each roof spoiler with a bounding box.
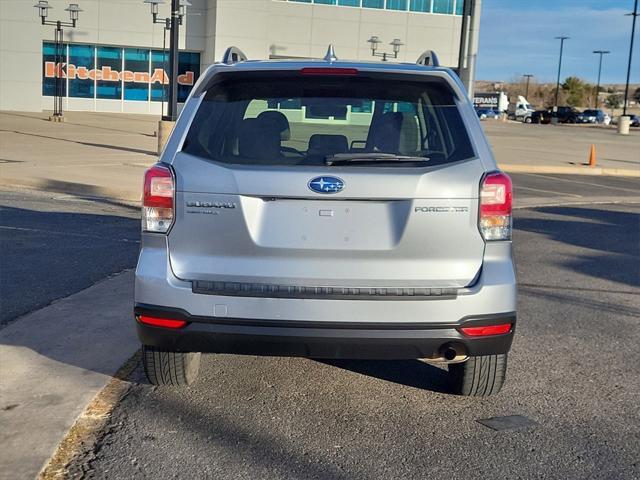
[416,50,440,67]
[222,46,247,64]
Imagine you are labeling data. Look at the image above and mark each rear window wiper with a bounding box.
[325,153,430,166]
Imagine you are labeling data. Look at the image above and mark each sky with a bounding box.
[476,0,639,84]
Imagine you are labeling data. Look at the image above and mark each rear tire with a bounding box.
[448,354,507,396]
[142,345,201,386]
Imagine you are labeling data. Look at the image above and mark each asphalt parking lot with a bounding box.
[0,187,139,325]
[1,173,638,479]
[69,201,639,480]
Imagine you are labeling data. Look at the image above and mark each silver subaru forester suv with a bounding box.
[135,47,516,396]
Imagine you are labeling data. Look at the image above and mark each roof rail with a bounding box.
[416,50,440,67]
[222,46,247,64]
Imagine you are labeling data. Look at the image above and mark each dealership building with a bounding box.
[0,0,480,115]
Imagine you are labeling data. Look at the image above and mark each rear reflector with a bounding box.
[460,323,512,337]
[138,315,187,329]
[300,67,358,76]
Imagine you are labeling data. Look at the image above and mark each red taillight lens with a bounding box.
[138,315,187,329]
[300,67,359,76]
[460,323,512,337]
[479,172,512,241]
[142,164,174,233]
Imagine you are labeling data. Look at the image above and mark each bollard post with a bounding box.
[617,116,630,135]
[157,120,176,155]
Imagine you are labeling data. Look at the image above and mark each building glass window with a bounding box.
[279,98,302,109]
[351,99,373,113]
[281,0,461,13]
[42,42,67,97]
[410,0,431,12]
[123,48,149,101]
[386,0,407,10]
[150,50,168,102]
[177,51,201,103]
[96,46,122,100]
[362,0,384,8]
[68,44,95,98]
[432,0,453,14]
[43,42,199,105]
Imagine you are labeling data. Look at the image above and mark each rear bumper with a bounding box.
[135,304,516,360]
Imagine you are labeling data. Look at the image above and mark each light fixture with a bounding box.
[367,36,381,54]
[368,35,402,61]
[144,0,165,16]
[390,38,404,55]
[33,1,52,20]
[65,3,82,22]
[179,0,191,17]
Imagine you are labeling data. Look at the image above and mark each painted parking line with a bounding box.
[515,185,583,198]
[522,173,640,193]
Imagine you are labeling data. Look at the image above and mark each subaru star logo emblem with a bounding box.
[308,176,344,194]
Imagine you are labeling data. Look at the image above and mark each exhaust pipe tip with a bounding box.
[443,347,458,361]
[437,343,468,363]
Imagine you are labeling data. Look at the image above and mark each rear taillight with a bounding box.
[142,164,174,233]
[479,172,512,241]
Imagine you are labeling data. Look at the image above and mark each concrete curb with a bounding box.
[499,164,640,177]
[38,352,140,480]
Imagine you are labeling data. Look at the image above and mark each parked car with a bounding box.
[476,108,501,120]
[531,106,580,124]
[554,106,581,123]
[135,46,517,396]
[578,109,607,124]
[610,114,639,126]
[531,109,551,124]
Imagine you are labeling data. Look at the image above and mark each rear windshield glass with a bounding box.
[183,72,475,167]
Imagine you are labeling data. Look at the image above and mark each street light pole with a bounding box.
[554,36,569,110]
[144,0,190,152]
[622,0,638,117]
[592,50,610,108]
[522,74,534,99]
[166,0,179,121]
[33,1,82,122]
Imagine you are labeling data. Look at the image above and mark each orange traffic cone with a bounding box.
[588,144,596,167]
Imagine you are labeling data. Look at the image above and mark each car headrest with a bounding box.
[398,112,421,155]
[307,134,349,157]
[371,112,403,153]
[238,118,282,161]
[257,110,291,141]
